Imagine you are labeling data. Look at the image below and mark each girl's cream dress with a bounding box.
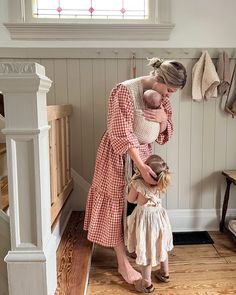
[127,178,173,267]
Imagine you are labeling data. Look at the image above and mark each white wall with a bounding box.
[1,0,236,47]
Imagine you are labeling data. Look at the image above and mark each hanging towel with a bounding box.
[192,51,220,101]
[216,51,230,96]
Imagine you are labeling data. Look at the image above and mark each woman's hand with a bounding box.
[143,105,167,123]
[138,163,157,185]
[127,147,156,185]
[143,106,168,133]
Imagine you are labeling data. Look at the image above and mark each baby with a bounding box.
[133,89,162,144]
[143,89,162,109]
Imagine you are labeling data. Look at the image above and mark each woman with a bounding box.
[84,57,187,284]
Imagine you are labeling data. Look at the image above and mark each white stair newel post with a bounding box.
[0,62,57,295]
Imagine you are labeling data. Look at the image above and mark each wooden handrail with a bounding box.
[47,105,73,121]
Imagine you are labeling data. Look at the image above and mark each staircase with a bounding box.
[0,64,74,294]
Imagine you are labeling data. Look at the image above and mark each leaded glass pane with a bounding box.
[32,0,148,19]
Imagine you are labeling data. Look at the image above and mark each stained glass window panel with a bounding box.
[32,0,148,19]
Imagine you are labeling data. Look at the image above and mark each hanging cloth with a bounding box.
[224,61,236,118]
[192,51,220,101]
[217,51,231,96]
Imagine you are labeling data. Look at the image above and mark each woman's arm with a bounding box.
[127,147,156,185]
[143,98,173,144]
[108,84,140,155]
[127,185,138,203]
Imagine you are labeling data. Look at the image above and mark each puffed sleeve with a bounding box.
[131,179,149,199]
[107,84,140,155]
[156,97,173,145]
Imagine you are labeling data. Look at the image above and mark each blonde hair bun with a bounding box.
[147,57,164,69]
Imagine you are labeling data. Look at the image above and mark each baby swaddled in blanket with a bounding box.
[133,89,162,144]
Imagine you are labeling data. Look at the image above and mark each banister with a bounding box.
[47,104,73,121]
[48,104,73,226]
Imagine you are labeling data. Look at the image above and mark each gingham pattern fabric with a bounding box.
[83,82,173,247]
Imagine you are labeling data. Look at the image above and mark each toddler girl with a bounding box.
[127,154,173,293]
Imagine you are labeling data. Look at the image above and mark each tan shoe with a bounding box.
[155,271,170,283]
[134,279,155,293]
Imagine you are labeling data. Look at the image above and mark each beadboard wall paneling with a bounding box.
[1,51,236,211]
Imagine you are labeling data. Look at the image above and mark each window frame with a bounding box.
[5,0,174,40]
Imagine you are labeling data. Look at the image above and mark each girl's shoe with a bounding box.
[128,251,137,259]
[134,279,155,293]
[155,271,170,283]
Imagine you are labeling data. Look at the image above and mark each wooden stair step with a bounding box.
[0,143,6,156]
[55,211,93,295]
[0,175,9,212]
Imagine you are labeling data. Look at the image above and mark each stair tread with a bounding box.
[55,211,93,295]
[0,176,8,211]
[0,143,6,156]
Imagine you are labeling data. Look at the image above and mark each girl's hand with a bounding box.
[143,106,167,124]
[138,164,157,185]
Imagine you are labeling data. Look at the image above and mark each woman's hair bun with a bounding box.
[147,57,164,69]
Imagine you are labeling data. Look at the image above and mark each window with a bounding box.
[33,0,148,20]
[5,0,174,40]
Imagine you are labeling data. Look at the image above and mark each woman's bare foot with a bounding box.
[114,242,141,284]
[118,261,142,284]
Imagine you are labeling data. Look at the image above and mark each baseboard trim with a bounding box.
[168,208,236,232]
[71,168,91,193]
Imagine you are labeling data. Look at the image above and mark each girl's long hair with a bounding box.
[145,155,171,193]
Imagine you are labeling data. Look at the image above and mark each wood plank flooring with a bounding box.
[87,232,236,295]
[55,211,93,295]
[55,212,236,295]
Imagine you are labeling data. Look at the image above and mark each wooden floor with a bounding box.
[55,212,236,295]
[87,232,236,295]
[55,211,93,295]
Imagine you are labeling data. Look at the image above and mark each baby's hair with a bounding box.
[145,155,171,193]
[147,57,187,89]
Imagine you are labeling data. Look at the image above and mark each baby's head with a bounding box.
[145,155,170,192]
[143,89,162,109]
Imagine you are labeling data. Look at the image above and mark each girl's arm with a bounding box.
[127,185,138,203]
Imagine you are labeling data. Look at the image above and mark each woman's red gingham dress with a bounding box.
[83,81,173,247]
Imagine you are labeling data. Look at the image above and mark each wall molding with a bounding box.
[0,48,236,59]
[4,23,174,41]
[168,209,236,232]
[71,168,91,193]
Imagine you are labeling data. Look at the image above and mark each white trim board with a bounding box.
[168,209,236,232]
[4,23,174,41]
[0,48,236,59]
